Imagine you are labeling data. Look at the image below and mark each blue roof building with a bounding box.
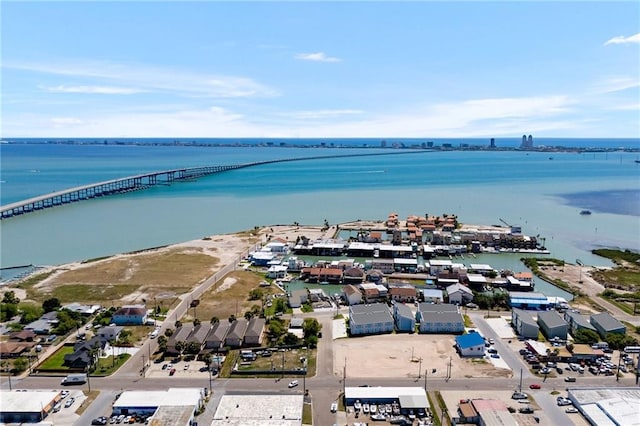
[455,332,486,357]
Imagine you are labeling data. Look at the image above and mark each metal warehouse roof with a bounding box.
[114,388,202,409]
[211,394,303,426]
[0,391,59,413]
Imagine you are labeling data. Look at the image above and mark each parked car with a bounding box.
[490,353,500,359]
[566,407,579,414]
[169,368,176,376]
[564,377,577,382]
[556,367,563,374]
[556,397,572,406]
[288,380,299,388]
[529,383,541,389]
[60,390,70,399]
[183,364,190,371]
[518,406,534,414]
[92,417,108,425]
[64,397,75,408]
[511,392,528,400]
[330,401,338,413]
[52,402,62,413]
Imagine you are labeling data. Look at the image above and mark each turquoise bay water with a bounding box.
[1,141,639,270]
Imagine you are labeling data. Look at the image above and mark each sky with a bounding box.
[1,1,639,138]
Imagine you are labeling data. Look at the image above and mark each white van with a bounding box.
[149,329,159,339]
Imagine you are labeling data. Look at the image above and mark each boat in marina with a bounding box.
[363,403,370,414]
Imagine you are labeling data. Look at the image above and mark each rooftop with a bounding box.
[211,394,303,426]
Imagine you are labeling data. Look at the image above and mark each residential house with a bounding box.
[564,311,597,335]
[97,326,124,342]
[24,319,53,335]
[416,304,464,334]
[166,325,193,356]
[61,303,101,316]
[446,283,474,305]
[250,250,275,266]
[421,289,444,304]
[288,289,308,308]
[455,332,486,357]
[388,283,417,303]
[343,285,362,306]
[465,274,487,291]
[267,265,288,279]
[0,341,34,358]
[343,267,365,285]
[393,303,415,333]
[225,319,249,348]
[370,259,395,274]
[359,282,382,303]
[112,305,147,326]
[205,322,230,351]
[349,304,394,336]
[537,310,568,340]
[9,330,36,342]
[511,308,539,340]
[590,312,626,338]
[187,324,212,350]
[63,336,104,369]
[244,317,265,346]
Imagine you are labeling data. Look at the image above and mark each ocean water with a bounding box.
[1,139,639,270]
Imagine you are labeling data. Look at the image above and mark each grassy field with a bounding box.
[93,354,131,376]
[191,271,284,322]
[38,345,74,370]
[238,347,313,373]
[591,249,640,292]
[26,248,218,305]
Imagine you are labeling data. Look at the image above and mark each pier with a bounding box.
[0,150,429,220]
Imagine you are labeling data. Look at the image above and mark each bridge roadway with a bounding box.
[0,150,430,219]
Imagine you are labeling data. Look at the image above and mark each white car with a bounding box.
[330,401,338,413]
[288,380,299,388]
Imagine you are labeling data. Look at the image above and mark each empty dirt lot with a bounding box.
[333,333,512,379]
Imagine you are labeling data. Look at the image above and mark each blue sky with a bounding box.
[2,1,639,138]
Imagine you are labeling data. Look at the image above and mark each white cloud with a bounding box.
[6,60,279,98]
[6,95,582,138]
[295,52,341,62]
[604,33,640,45]
[592,76,640,94]
[610,103,640,111]
[51,117,84,126]
[43,85,144,95]
[285,109,363,119]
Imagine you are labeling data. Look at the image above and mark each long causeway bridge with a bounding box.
[1,150,429,220]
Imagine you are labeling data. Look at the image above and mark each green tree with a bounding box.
[157,335,168,353]
[2,291,20,304]
[210,316,219,325]
[248,288,264,301]
[573,329,600,345]
[282,332,300,346]
[19,303,43,325]
[185,341,201,355]
[244,311,254,320]
[267,318,286,342]
[273,298,287,313]
[0,303,19,321]
[228,315,236,323]
[174,341,186,355]
[306,334,319,349]
[164,328,174,338]
[605,333,638,350]
[118,329,132,345]
[12,357,28,373]
[42,297,61,313]
[193,318,201,327]
[54,309,83,335]
[303,318,322,339]
[174,320,182,328]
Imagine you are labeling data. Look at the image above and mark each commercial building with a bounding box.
[416,304,464,334]
[211,394,303,426]
[590,312,626,338]
[537,310,568,340]
[511,308,539,339]
[349,304,394,336]
[344,387,428,414]
[455,332,486,357]
[0,390,60,423]
[508,292,549,310]
[567,387,640,426]
[112,388,203,417]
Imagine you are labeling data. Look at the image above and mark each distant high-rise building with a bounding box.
[490,138,496,148]
[520,134,534,149]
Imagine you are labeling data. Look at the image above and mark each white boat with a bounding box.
[354,400,362,411]
[371,413,386,421]
[363,403,370,414]
[370,404,377,414]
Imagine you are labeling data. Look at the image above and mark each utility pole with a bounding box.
[418,358,422,379]
[281,350,285,378]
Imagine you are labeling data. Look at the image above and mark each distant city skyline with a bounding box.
[1,1,639,138]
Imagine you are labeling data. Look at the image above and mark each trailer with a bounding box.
[61,373,87,385]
